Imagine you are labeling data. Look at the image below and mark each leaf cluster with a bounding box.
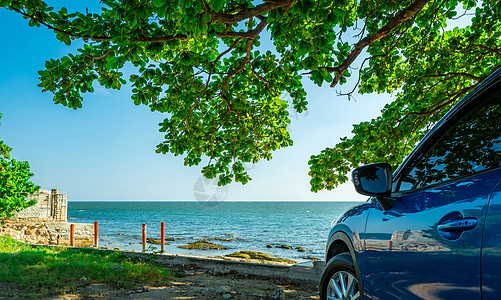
[309,0,500,191]
[2,0,500,189]
[0,114,39,218]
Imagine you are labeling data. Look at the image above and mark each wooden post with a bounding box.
[56,234,60,245]
[70,224,75,247]
[94,221,99,248]
[160,222,165,253]
[142,224,147,252]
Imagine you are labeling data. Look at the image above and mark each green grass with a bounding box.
[0,235,174,298]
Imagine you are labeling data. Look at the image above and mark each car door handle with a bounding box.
[437,218,477,232]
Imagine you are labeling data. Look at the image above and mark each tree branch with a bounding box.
[203,0,295,24]
[248,63,273,93]
[428,72,486,82]
[396,84,475,123]
[66,49,113,89]
[473,45,501,56]
[220,20,268,97]
[328,0,433,87]
[10,4,274,43]
[10,6,188,42]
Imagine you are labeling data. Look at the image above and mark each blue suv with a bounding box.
[320,68,501,300]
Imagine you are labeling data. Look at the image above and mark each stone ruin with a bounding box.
[9,189,67,222]
[1,189,93,246]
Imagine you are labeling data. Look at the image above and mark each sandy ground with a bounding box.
[34,265,320,300]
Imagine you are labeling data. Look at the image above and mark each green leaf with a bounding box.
[55,32,71,46]
[152,0,165,8]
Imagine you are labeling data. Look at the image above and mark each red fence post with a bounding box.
[70,224,75,247]
[161,222,165,253]
[94,221,99,248]
[388,240,393,251]
[142,224,147,252]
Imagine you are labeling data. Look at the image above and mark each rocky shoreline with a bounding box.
[0,221,94,247]
[0,219,322,264]
[0,217,324,267]
[102,236,323,264]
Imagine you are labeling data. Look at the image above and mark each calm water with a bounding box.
[67,201,359,262]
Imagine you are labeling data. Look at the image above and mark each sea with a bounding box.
[67,201,359,263]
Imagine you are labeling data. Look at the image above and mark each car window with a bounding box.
[398,92,501,191]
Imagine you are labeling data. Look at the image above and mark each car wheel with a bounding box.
[320,252,361,300]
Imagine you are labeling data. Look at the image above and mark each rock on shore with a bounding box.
[146,238,171,245]
[224,251,297,264]
[179,240,228,250]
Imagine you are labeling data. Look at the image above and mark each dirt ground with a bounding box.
[36,265,320,300]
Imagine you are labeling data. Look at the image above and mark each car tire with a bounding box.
[319,252,361,300]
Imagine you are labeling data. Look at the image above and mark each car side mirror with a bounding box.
[352,163,396,211]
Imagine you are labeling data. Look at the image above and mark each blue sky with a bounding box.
[0,2,393,201]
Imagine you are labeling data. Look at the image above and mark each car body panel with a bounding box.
[363,169,501,299]
[481,179,501,299]
[327,201,372,297]
[328,201,371,257]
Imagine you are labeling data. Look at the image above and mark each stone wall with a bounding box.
[0,221,94,247]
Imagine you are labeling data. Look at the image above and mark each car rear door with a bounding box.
[363,87,501,299]
[481,179,501,299]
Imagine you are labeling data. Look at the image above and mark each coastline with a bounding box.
[33,244,325,286]
[92,232,322,265]
[66,201,357,263]
[1,236,321,299]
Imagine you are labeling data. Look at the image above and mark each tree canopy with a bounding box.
[0,115,39,219]
[2,0,500,191]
